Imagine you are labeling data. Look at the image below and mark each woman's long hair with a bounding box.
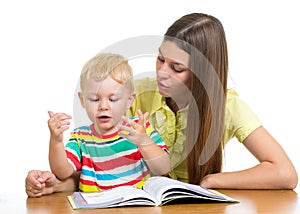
[164,13,228,184]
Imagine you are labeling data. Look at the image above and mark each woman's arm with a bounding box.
[25,170,80,197]
[201,126,298,189]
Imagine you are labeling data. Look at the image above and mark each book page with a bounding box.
[143,176,226,203]
[81,188,124,204]
[69,177,237,209]
[81,185,157,206]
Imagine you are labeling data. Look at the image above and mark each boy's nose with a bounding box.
[98,101,109,110]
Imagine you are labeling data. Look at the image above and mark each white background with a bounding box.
[0,0,299,194]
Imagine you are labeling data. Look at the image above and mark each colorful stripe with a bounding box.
[65,117,168,192]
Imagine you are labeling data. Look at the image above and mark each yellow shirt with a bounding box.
[127,78,262,182]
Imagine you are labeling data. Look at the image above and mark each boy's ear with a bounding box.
[78,92,86,108]
[127,92,136,108]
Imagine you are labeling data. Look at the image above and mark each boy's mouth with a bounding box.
[97,115,112,122]
[98,115,111,118]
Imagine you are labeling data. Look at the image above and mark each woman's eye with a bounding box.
[171,64,185,73]
[157,56,165,63]
[157,55,186,73]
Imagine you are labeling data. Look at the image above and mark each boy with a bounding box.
[48,53,170,192]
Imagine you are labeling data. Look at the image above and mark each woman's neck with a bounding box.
[166,97,189,113]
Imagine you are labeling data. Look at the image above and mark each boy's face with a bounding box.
[78,75,135,135]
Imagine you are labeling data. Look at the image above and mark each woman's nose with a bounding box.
[157,66,171,80]
[157,61,169,73]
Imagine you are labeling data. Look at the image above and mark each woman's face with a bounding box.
[156,41,192,98]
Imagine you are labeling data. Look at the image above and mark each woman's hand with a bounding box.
[25,170,57,197]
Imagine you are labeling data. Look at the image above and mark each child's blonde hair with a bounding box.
[80,53,133,92]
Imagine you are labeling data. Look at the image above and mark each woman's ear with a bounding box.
[78,92,86,109]
[127,92,136,108]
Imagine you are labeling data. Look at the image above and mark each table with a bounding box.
[1,189,299,213]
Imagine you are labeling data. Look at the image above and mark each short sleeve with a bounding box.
[224,89,262,143]
[131,117,169,154]
[65,131,82,171]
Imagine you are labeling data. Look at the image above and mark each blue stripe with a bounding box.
[82,162,146,181]
[74,125,91,131]
[80,137,122,146]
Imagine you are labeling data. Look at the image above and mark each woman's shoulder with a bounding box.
[225,88,253,114]
[224,88,262,143]
[132,77,162,109]
[225,89,257,112]
[134,77,157,93]
[226,88,239,101]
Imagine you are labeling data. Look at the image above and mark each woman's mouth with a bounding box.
[157,81,168,90]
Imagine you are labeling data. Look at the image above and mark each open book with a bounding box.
[67,176,238,209]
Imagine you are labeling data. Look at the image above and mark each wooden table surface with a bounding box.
[1,189,299,213]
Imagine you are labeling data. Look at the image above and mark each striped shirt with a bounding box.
[65,117,169,192]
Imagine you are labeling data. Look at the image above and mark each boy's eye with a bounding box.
[90,98,99,102]
[109,98,119,102]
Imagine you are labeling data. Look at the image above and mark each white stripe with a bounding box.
[83,148,138,162]
[67,159,77,170]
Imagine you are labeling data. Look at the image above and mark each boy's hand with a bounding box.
[119,109,153,147]
[47,111,72,142]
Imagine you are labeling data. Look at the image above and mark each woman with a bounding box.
[26,13,297,197]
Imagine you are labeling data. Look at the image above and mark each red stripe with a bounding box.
[160,145,169,153]
[80,146,168,171]
[81,151,142,171]
[68,144,168,172]
[92,152,142,171]
[71,130,92,136]
[66,150,82,170]
[90,124,119,139]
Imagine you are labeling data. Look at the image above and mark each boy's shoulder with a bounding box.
[127,116,152,129]
[128,116,139,121]
[73,125,92,132]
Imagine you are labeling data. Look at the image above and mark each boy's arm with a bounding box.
[138,142,170,175]
[48,111,74,180]
[119,109,171,175]
[49,136,74,180]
